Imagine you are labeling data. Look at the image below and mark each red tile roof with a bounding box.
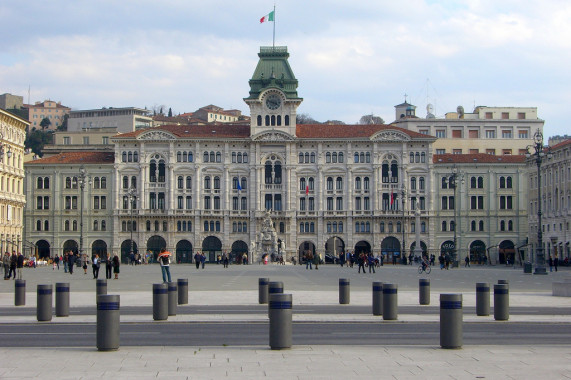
[115,123,431,140]
[550,139,571,150]
[26,151,115,165]
[433,153,526,164]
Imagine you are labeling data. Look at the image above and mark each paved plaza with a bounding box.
[1,263,570,379]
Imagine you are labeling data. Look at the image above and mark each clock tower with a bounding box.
[244,46,302,138]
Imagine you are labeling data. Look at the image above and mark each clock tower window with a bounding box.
[257,115,262,126]
[285,115,290,126]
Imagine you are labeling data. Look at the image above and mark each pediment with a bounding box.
[252,130,295,142]
[137,130,177,141]
[370,130,411,142]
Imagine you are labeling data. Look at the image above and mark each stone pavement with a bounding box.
[1,264,570,379]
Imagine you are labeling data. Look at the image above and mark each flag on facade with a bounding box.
[390,192,395,205]
[237,181,242,192]
[260,10,275,23]
[306,185,309,196]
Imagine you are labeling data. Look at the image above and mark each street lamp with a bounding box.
[451,165,464,266]
[526,129,552,275]
[401,186,406,262]
[126,186,137,258]
[76,167,90,258]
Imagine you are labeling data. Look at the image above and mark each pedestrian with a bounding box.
[201,253,206,269]
[439,254,445,270]
[223,252,229,268]
[305,251,313,270]
[9,252,17,279]
[368,253,376,273]
[445,254,450,270]
[92,254,100,279]
[16,252,24,280]
[549,256,553,272]
[242,252,248,265]
[68,252,75,275]
[54,255,60,270]
[464,255,470,267]
[313,251,320,270]
[194,252,201,269]
[105,253,112,279]
[554,256,559,272]
[82,253,88,275]
[158,248,172,283]
[358,252,366,274]
[3,252,10,279]
[112,254,120,279]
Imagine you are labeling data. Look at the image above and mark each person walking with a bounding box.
[554,256,559,272]
[313,251,320,270]
[105,253,112,279]
[368,253,376,273]
[549,256,553,272]
[357,252,366,274]
[222,252,229,268]
[158,248,172,283]
[16,252,24,280]
[82,254,88,275]
[9,252,17,280]
[112,254,120,279]
[63,251,69,273]
[305,251,313,270]
[194,252,201,270]
[464,255,470,267]
[54,255,60,270]
[201,253,206,269]
[68,252,75,275]
[3,252,10,279]
[92,254,100,279]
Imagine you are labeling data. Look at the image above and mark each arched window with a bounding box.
[300,178,306,191]
[380,222,385,233]
[204,176,211,189]
[508,220,513,231]
[360,152,365,163]
[73,220,77,231]
[94,221,99,231]
[66,177,72,189]
[64,220,70,231]
[479,220,484,231]
[122,152,127,162]
[365,152,371,163]
[441,177,448,189]
[391,161,399,182]
[471,220,477,231]
[204,221,209,231]
[298,153,303,163]
[506,176,512,188]
[308,177,314,190]
[177,152,182,162]
[478,177,483,188]
[410,152,414,163]
[500,176,506,188]
[500,220,506,231]
[305,152,309,163]
[410,177,416,190]
[216,152,221,163]
[128,152,133,162]
[471,177,477,188]
[177,176,183,189]
[214,176,220,189]
[188,152,193,162]
[133,152,138,162]
[203,152,209,162]
[285,115,290,125]
[419,177,425,190]
[44,177,50,189]
[336,177,343,190]
[146,221,151,231]
[271,115,276,126]
[421,152,426,163]
[257,115,262,126]
[354,152,359,163]
[415,152,420,163]
[364,177,369,190]
[36,220,42,231]
[326,152,331,163]
[265,115,270,126]
[186,176,192,189]
[237,152,243,163]
[163,221,168,231]
[382,161,389,183]
[37,177,43,189]
[102,221,106,231]
[44,220,49,231]
[327,177,333,190]
[355,177,361,190]
[366,222,370,232]
[122,222,127,232]
[339,152,344,163]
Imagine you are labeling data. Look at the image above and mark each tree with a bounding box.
[40,117,52,130]
[24,128,53,157]
[57,114,69,131]
[168,107,173,117]
[358,114,385,125]
[296,113,320,124]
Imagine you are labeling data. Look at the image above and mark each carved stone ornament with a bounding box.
[138,130,176,141]
[253,131,295,142]
[371,130,411,142]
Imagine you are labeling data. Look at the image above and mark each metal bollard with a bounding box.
[269,293,292,350]
[268,281,284,295]
[15,279,25,306]
[177,278,188,305]
[339,278,350,305]
[382,283,398,320]
[153,283,168,321]
[476,282,490,316]
[372,282,383,316]
[167,282,177,316]
[419,278,430,305]
[37,284,53,322]
[498,279,509,285]
[55,282,70,317]
[259,277,270,304]
[494,284,509,321]
[96,279,107,298]
[97,294,120,351]
[440,293,463,349]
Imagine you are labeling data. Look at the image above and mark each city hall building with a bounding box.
[24,46,532,265]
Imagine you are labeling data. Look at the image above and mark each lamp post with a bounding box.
[451,166,464,266]
[76,167,90,259]
[526,129,552,275]
[126,187,137,258]
[401,186,406,263]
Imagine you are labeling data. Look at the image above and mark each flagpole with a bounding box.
[272,4,276,48]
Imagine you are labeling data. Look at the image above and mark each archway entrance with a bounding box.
[202,236,222,263]
[231,240,248,264]
[440,240,455,261]
[176,240,193,264]
[354,240,371,255]
[470,240,487,264]
[147,235,166,263]
[121,240,139,264]
[62,240,78,255]
[36,240,51,259]
[325,237,345,263]
[499,240,515,265]
[91,240,108,259]
[298,241,316,264]
[381,237,401,264]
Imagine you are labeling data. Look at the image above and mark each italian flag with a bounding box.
[260,10,275,23]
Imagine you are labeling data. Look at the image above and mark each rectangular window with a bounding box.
[452,130,462,138]
[486,149,496,155]
[435,130,446,138]
[518,130,529,139]
[453,149,462,155]
[468,130,479,138]
[485,112,493,119]
[419,130,429,135]
[436,149,445,155]
[63,137,70,145]
[502,130,512,139]
[469,149,479,154]
[485,130,496,139]
[501,112,509,119]
[502,149,512,155]
[102,137,109,144]
[83,136,89,145]
[518,112,526,120]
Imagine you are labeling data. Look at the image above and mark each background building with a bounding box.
[24,100,70,130]
[0,109,28,255]
[67,107,152,133]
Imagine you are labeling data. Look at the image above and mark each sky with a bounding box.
[1,0,570,139]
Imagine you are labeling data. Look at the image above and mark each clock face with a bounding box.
[265,94,281,110]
